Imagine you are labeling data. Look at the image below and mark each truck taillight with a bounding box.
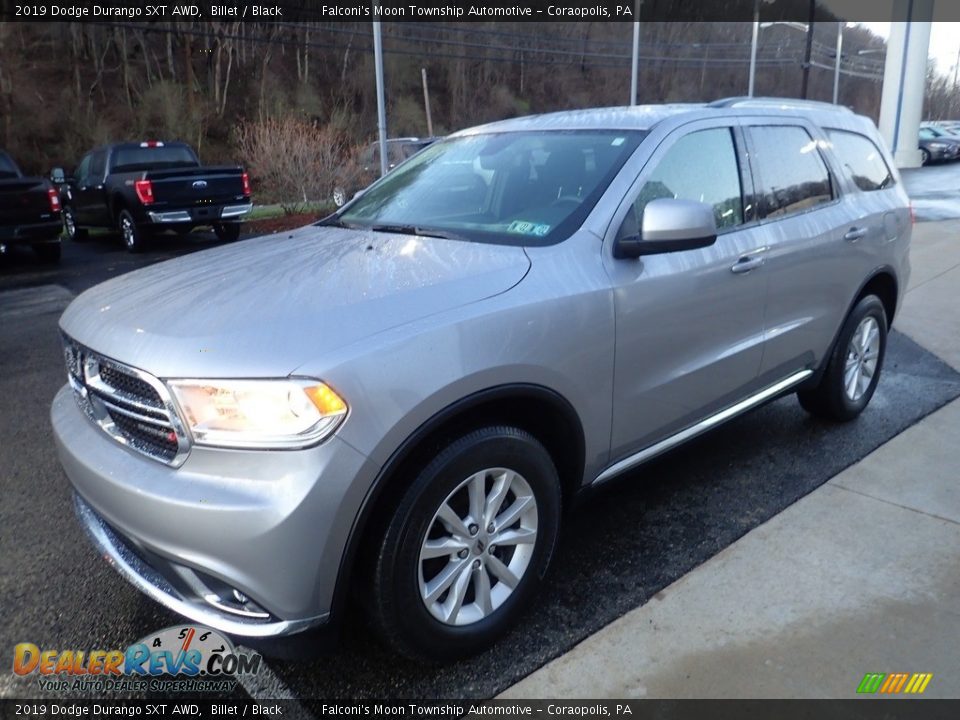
[241,172,251,198]
[47,187,61,213]
[135,179,155,205]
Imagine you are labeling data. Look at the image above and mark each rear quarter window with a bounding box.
[826,129,894,192]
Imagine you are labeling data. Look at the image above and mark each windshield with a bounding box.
[335,130,644,246]
[0,153,19,179]
[111,146,199,173]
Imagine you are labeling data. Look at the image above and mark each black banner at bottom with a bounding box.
[2,699,960,720]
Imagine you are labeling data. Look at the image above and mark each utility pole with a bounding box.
[801,0,815,99]
[372,9,388,178]
[748,0,759,97]
[833,22,844,104]
[630,0,641,105]
[421,68,433,137]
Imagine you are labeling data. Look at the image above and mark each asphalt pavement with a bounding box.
[2,166,960,701]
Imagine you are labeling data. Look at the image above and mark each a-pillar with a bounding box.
[878,0,934,168]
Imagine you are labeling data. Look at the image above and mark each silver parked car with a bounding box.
[53,98,911,660]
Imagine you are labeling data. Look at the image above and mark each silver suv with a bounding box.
[53,98,911,660]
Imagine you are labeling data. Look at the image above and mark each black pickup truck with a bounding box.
[0,150,63,263]
[53,141,251,253]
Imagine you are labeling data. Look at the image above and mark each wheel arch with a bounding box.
[330,383,586,622]
[804,266,899,388]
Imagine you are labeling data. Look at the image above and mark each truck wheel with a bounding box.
[213,223,241,242]
[798,295,888,421]
[370,426,561,661]
[118,209,147,253]
[33,242,61,264]
[63,207,88,242]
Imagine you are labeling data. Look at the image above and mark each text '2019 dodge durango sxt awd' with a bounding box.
[53,98,911,661]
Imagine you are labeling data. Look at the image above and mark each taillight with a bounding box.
[241,172,251,198]
[47,187,61,213]
[134,179,155,205]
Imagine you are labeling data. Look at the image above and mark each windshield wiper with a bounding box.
[370,223,468,242]
[317,217,364,229]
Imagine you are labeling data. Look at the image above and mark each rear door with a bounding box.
[741,120,866,382]
[604,120,768,461]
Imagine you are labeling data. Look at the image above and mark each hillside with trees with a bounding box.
[0,15,937,207]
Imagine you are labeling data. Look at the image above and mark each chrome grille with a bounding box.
[62,335,190,466]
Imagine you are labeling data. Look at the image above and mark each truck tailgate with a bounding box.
[145,166,245,207]
[0,178,55,225]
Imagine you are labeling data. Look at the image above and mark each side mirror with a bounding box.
[50,167,66,184]
[615,198,718,259]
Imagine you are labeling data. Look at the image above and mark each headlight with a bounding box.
[167,378,347,449]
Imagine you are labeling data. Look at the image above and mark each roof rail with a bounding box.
[708,96,853,113]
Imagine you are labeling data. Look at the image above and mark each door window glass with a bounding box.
[627,127,744,234]
[748,126,833,219]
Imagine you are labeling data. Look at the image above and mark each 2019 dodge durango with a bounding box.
[52,99,911,661]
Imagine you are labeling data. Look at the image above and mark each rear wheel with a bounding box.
[213,222,241,242]
[370,426,561,661]
[798,295,887,421]
[63,207,88,242]
[118,209,147,253]
[33,242,61,264]
[920,148,931,166]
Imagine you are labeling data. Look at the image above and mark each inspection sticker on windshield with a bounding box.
[507,221,551,237]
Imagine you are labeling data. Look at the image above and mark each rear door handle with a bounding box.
[731,248,767,274]
[844,227,868,242]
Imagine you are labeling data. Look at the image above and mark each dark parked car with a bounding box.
[333,137,437,207]
[0,150,62,263]
[53,141,251,253]
[918,126,960,165]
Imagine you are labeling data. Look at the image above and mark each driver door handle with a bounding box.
[731,247,767,274]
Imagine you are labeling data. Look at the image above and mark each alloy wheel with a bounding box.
[418,468,538,626]
[844,316,880,402]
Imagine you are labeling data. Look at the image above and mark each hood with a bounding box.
[60,225,530,377]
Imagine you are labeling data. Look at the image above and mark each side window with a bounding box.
[626,127,744,235]
[827,129,894,192]
[89,150,107,180]
[748,126,833,219]
[75,154,92,183]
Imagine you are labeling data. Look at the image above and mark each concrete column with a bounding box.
[878,0,933,169]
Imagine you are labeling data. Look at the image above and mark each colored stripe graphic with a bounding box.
[857,672,932,694]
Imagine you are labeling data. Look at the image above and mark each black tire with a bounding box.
[63,207,88,242]
[370,426,561,661]
[214,222,241,242]
[33,242,61,264]
[798,294,888,421]
[920,148,931,166]
[117,209,147,253]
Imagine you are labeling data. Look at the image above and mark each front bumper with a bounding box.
[52,384,374,638]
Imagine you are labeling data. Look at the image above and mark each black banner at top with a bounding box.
[1,0,957,23]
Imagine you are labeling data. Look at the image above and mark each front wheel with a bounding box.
[213,222,241,242]
[798,294,888,421]
[370,426,561,661]
[920,148,931,166]
[118,209,147,253]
